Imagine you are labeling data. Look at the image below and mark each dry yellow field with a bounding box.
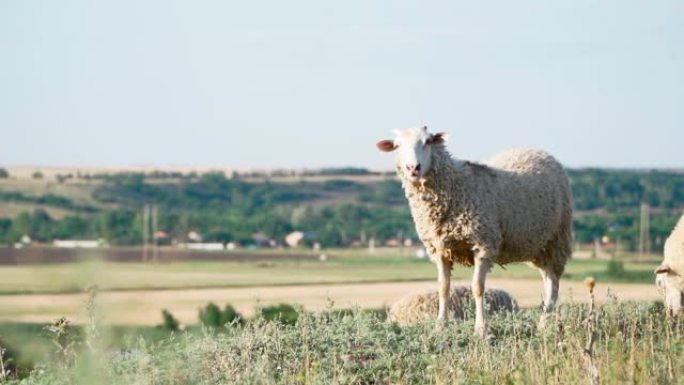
[0,278,660,326]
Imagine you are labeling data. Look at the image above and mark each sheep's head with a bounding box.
[376,126,447,183]
[655,264,684,316]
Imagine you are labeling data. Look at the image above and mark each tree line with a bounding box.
[0,168,683,251]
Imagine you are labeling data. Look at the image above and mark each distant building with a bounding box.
[284,231,317,247]
[252,232,272,248]
[181,243,224,251]
[53,239,106,249]
[285,231,305,247]
[187,231,203,242]
[385,238,401,247]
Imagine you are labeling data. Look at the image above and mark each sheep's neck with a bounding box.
[399,147,476,266]
[400,147,469,231]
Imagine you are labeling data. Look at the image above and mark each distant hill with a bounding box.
[0,167,682,251]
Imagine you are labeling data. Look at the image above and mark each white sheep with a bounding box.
[655,213,684,315]
[377,126,573,335]
[389,286,518,326]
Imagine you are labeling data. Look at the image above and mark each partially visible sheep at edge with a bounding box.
[655,213,684,315]
[389,286,519,326]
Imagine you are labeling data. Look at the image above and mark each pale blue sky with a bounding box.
[1,1,682,169]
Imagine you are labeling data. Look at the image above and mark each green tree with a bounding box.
[0,218,12,243]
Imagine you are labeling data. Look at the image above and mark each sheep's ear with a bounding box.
[655,264,671,274]
[376,140,397,152]
[427,132,447,145]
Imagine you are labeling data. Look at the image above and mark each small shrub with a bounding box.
[198,303,243,328]
[0,168,8,179]
[606,260,626,277]
[42,317,79,368]
[222,304,242,325]
[199,302,222,327]
[161,309,180,331]
[260,303,299,325]
[31,171,43,179]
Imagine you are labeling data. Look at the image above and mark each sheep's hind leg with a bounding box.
[436,258,452,325]
[472,257,492,338]
[537,265,559,330]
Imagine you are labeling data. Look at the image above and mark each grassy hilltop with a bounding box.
[2,299,682,385]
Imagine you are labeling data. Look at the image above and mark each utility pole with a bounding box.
[142,204,150,261]
[638,202,650,260]
[152,204,158,262]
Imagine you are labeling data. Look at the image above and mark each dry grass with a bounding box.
[0,203,74,219]
[3,298,682,385]
[0,279,662,326]
[388,286,518,326]
[0,177,106,212]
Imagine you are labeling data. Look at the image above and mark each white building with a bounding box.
[181,243,224,251]
[53,239,105,249]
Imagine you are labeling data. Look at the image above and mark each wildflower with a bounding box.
[584,277,596,293]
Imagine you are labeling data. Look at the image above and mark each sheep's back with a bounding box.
[484,148,571,261]
[487,148,564,176]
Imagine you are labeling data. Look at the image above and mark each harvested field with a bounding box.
[0,278,660,325]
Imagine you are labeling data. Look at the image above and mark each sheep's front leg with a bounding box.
[543,270,559,312]
[436,257,451,323]
[472,257,492,337]
[537,266,559,329]
[664,278,684,317]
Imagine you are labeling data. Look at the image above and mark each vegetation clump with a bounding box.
[199,303,243,328]
[259,304,299,325]
[606,260,626,277]
[161,310,180,331]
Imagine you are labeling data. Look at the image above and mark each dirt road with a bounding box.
[0,279,661,325]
